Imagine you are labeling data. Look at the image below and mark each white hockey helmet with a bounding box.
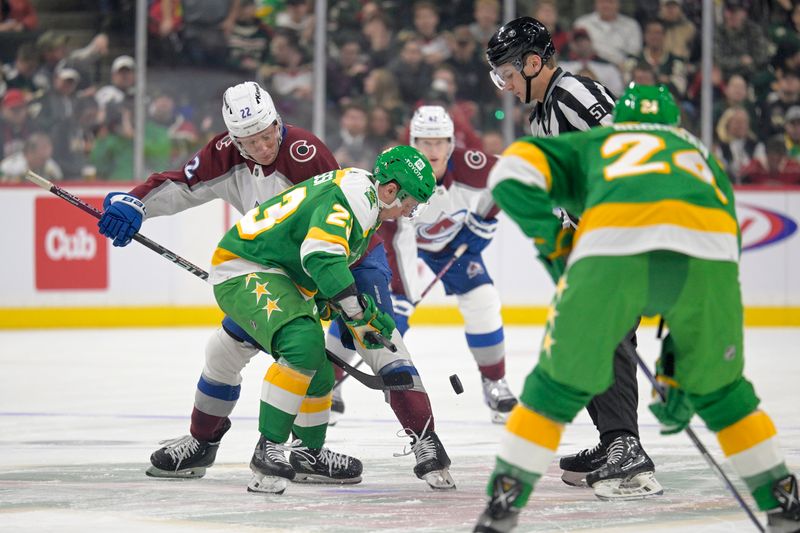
[409,105,455,158]
[222,81,282,159]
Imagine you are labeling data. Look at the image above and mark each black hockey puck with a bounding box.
[449,374,464,394]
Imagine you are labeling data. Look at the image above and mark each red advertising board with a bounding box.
[35,197,108,290]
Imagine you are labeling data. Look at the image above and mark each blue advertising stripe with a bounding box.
[465,327,504,348]
[197,376,241,401]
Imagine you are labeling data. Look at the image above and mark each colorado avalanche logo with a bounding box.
[464,150,487,170]
[466,261,485,279]
[215,135,234,150]
[738,203,797,252]
[417,211,466,245]
[290,140,317,163]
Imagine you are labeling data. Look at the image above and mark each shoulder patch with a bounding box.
[464,150,488,170]
[588,102,607,121]
[290,139,317,163]
[215,135,234,151]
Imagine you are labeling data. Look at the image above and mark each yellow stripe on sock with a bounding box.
[718,410,778,457]
[505,404,564,451]
[264,363,312,397]
[299,394,333,413]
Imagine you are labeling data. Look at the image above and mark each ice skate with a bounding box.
[395,420,456,490]
[289,446,362,484]
[473,474,523,533]
[146,419,231,479]
[767,474,800,533]
[586,435,663,501]
[247,434,296,494]
[559,441,607,487]
[328,386,345,426]
[482,376,518,424]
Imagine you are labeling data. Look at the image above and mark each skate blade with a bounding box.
[422,468,456,490]
[490,410,508,424]
[247,473,289,494]
[292,473,362,485]
[145,465,206,479]
[593,472,664,501]
[327,412,343,427]
[561,470,589,487]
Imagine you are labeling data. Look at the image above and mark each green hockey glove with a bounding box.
[340,294,396,350]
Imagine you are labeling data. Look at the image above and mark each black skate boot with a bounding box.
[474,474,524,533]
[586,434,663,500]
[328,386,345,426]
[289,446,362,484]
[146,418,231,478]
[410,430,456,490]
[559,441,607,487]
[482,377,518,424]
[767,474,800,533]
[248,435,296,494]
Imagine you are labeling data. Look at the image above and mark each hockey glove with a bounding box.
[339,293,396,350]
[449,212,497,254]
[648,335,694,435]
[98,192,146,247]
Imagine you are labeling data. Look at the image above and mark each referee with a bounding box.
[484,17,662,499]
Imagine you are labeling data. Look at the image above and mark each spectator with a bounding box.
[760,67,800,140]
[148,0,184,65]
[143,94,174,173]
[275,0,314,46]
[446,25,499,127]
[362,14,394,69]
[227,0,271,74]
[51,96,100,180]
[424,64,483,150]
[713,73,756,126]
[262,29,313,127]
[573,0,642,69]
[0,89,31,158]
[626,19,688,98]
[63,33,110,91]
[363,68,408,130]
[33,31,70,90]
[741,134,800,185]
[770,1,800,54]
[0,132,62,183]
[715,106,765,184]
[2,42,39,95]
[95,55,136,116]
[481,129,504,155]
[469,0,500,49]
[388,37,433,104]
[181,0,239,66]
[785,105,800,161]
[409,1,450,65]
[0,0,37,31]
[561,28,624,96]
[328,102,380,169]
[629,61,658,86]
[326,34,369,107]
[32,66,80,131]
[714,0,772,79]
[532,0,570,54]
[90,106,134,181]
[367,105,397,147]
[658,0,696,60]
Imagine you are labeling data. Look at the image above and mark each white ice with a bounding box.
[1,326,798,532]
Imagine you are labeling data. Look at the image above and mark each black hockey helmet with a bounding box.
[486,16,555,71]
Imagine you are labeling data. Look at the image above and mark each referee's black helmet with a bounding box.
[486,16,555,70]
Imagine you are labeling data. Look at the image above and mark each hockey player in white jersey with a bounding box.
[380,105,518,423]
[96,82,454,490]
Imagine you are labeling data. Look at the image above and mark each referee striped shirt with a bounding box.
[528,67,617,137]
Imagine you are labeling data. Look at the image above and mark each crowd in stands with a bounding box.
[2,0,800,186]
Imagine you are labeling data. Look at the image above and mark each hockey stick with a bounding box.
[620,339,765,532]
[25,171,411,392]
[415,243,468,304]
[332,359,363,391]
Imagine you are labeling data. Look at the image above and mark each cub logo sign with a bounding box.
[35,197,108,289]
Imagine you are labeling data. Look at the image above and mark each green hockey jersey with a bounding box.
[489,123,741,270]
[209,167,380,299]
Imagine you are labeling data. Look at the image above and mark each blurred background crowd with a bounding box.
[1,0,800,186]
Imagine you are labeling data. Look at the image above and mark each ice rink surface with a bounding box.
[1,325,798,532]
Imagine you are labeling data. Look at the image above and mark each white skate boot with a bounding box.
[482,377,518,424]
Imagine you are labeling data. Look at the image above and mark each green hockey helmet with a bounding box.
[613,84,680,126]
[373,145,436,204]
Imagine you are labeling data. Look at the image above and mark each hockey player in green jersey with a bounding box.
[208,145,436,494]
[474,85,800,532]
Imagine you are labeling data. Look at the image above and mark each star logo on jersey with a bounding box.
[263,297,282,320]
[555,275,569,301]
[251,281,271,305]
[364,187,377,209]
[542,331,556,358]
[244,273,261,287]
[545,304,558,329]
